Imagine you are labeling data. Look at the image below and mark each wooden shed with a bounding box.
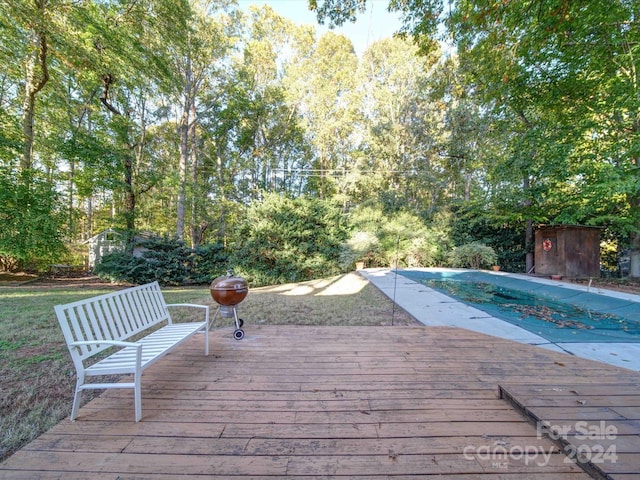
[534,225,601,279]
[85,229,125,270]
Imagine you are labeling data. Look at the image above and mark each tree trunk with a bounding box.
[123,153,136,253]
[629,232,640,278]
[21,92,37,171]
[177,107,188,241]
[525,218,534,274]
[86,196,93,242]
[177,56,194,242]
[99,74,139,253]
[68,156,75,238]
[189,101,200,247]
[21,2,49,172]
[629,192,640,278]
[523,176,534,273]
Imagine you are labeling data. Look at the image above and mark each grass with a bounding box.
[216,273,417,327]
[0,273,417,462]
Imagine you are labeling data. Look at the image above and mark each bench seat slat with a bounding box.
[86,322,204,375]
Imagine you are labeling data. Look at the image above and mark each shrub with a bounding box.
[230,194,348,285]
[449,203,524,272]
[447,242,498,269]
[94,236,228,285]
[343,203,451,269]
[191,243,229,283]
[94,252,151,284]
[338,231,380,270]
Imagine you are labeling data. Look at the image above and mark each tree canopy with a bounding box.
[313,0,640,276]
[1,0,637,279]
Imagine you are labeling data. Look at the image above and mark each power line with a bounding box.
[271,168,425,175]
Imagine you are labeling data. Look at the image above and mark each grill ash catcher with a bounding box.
[210,270,248,340]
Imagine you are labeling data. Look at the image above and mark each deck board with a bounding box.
[2,325,638,479]
[500,382,640,479]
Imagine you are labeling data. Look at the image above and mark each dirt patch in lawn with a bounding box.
[0,272,126,289]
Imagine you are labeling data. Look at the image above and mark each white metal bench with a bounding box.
[55,281,209,421]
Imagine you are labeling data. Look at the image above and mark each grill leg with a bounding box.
[232,307,245,340]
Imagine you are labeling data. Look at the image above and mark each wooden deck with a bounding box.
[1,325,639,479]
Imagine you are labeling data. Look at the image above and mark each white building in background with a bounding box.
[85,229,124,270]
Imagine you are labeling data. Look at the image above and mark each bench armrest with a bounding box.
[167,304,210,327]
[166,303,209,310]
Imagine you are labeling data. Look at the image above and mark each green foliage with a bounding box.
[93,252,154,285]
[450,203,526,272]
[339,231,380,270]
[230,193,348,285]
[94,237,228,286]
[190,242,229,283]
[447,242,497,270]
[341,202,452,269]
[0,170,67,271]
[285,30,358,200]
[0,110,20,161]
[3,0,639,277]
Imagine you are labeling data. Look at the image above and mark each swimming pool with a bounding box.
[399,270,640,343]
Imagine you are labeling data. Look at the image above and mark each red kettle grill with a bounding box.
[210,270,248,340]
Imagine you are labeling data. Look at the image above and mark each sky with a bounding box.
[236,0,404,56]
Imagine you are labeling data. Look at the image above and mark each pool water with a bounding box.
[399,270,640,343]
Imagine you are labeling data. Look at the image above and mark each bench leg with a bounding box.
[70,374,84,421]
[205,309,210,356]
[134,347,143,422]
[134,376,142,422]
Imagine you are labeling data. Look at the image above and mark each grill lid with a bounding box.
[210,270,248,306]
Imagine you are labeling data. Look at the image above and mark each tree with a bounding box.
[309,0,369,28]
[285,31,358,200]
[313,0,640,277]
[1,0,52,172]
[0,168,66,269]
[193,5,314,246]
[445,1,640,276]
[170,1,237,245]
[78,0,188,248]
[356,36,443,214]
[0,0,74,268]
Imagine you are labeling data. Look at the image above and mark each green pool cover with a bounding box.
[399,270,640,343]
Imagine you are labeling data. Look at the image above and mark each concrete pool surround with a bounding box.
[361,267,640,371]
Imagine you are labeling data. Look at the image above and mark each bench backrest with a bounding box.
[55,281,171,362]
